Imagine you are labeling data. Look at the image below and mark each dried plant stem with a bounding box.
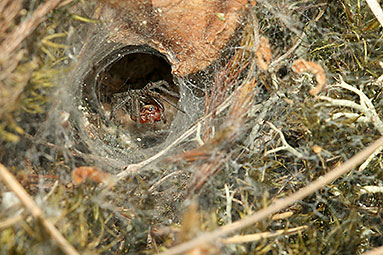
[148,170,183,193]
[117,123,198,179]
[0,0,22,33]
[359,145,383,171]
[271,211,294,220]
[0,163,80,255]
[158,136,383,255]
[268,33,304,72]
[366,0,383,27]
[362,245,383,255]
[222,225,307,244]
[359,185,383,195]
[224,184,234,224]
[265,121,304,158]
[0,0,65,57]
[0,215,24,229]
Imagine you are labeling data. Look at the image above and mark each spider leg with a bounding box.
[130,93,142,122]
[111,92,130,119]
[147,80,180,98]
[150,94,164,111]
[148,90,186,114]
[150,95,166,123]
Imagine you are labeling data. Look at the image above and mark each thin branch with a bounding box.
[268,33,304,71]
[0,0,67,57]
[0,163,80,255]
[359,185,383,195]
[365,0,383,28]
[224,184,234,224]
[148,171,183,193]
[271,211,294,220]
[158,136,383,255]
[265,121,304,158]
[361,245,383,255]
[359,145,383,171]
[222,225,307,244]
[0,215,24,229]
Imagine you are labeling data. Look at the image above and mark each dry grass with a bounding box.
[1,1,383,254]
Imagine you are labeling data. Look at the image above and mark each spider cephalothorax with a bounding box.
[111,80,183,124]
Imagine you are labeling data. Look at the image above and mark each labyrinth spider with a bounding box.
[110,80,184,124]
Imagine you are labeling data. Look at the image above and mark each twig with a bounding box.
[361,245,383,255]
[116,123,197,179]
[44,180,59,201]
[365,0,383,28]
[222,225,307,244]
[224,184,234,224]
[359,145,383,171]
[264,121,304,158]
[158,136,383,255]
[194,122,205,146]
[0,0,67,57]
[268,33,305,72]
[148,171,183,193]
[0,163,80,255]
[359,185,383,195]
[271,211,294,220]
[0,215,24,229]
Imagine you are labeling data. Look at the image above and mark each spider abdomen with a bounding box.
[138,104,162,124]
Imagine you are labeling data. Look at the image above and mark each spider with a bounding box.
[110,80,184,124]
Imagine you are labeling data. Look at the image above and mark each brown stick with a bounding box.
[0,163,80,255]
[0,0,66,57]
[366,0,383,28]
[361,246,383,255]
[158,136,383,255]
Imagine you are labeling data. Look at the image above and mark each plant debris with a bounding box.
[1,1,383,255]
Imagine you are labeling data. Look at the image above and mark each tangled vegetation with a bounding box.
[0,0,383,254]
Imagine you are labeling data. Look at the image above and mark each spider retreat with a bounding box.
[110,80,184,124]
